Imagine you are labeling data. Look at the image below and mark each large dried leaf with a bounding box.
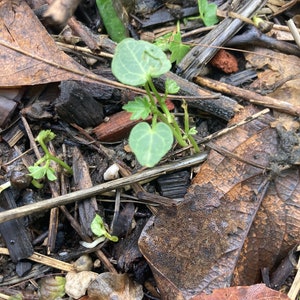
[0,0,111,87]
[190,284,290,300]
[139,105,300,298]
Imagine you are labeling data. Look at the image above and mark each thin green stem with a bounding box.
[152,106,188,147]
[48,154,73,174]
[147,79,173,123]
[148,79,189,144]
[144,82,157,108]
[188,135,200,152]
[182,99,200,152]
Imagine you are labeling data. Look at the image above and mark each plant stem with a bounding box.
[36,136,73,174]
[147,79,173,123]
[49,154,73,174]
[145,83,188,147]
[146,79,189,147]
[188,135,200,152]
[182,100,200,153]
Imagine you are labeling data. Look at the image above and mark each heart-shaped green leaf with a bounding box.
[129,122,173,167]
[112,38,171,86]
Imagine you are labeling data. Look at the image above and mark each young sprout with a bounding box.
[80,214,118,248]
[28,130,72,187]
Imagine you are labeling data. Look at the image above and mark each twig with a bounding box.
[286,19,300,48]
[0,247,75,273]
[196,108,270,144]
[195,76,300,116]
[0,152,208,224]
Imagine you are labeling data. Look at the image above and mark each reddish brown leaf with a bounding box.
[190,284,290,300]
[139,105,300,298]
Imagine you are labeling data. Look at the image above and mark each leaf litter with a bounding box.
[0,0,300,299]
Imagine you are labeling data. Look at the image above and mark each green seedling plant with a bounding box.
[80,214,118,248]
[28,130,73,187]
[189,0,218,27]
[112,38,199,167]
[92,214,118,242]
[155,21,191,64]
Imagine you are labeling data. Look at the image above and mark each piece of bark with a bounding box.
[93,111,151,142]
[195,76,300,116]
[56,81,104,128]
[177,0,267,79]
[72,147,98,237]
[0,190,34,263]
[156,72,242,121]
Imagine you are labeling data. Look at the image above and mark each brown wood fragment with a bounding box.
[93,111,151,142]
[195,76,300,116]
[72,147,98,237]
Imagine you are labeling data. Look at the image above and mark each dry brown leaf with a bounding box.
[139,105,300,298]
[246,48,300,131]
[0,0,120,89]
[190,284,290,300]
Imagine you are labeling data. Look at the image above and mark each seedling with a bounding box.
[91,214,118,242]
[189,0,218,27]
[80,214,118,248]
[28,130,73,186]
[155,21,191,64]
[112,38,199,167]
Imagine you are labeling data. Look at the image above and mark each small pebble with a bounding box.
[103,163,120,181]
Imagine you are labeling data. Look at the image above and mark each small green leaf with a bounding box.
[46,167,57,181]
[129,122,173,167]
[28,165,47,180]
[91,214,106,237]
[91,214,118,242]
[188,127,198,135]
[112,38,171,86]
[154,32,173,51]
[36,129,56,145]
[123,96,151,120]
[165,79,180,94]
[198,0,208,17]
[202,3,218,26]
[169,31,190,64]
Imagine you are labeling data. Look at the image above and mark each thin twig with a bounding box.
[0,152,208,224]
